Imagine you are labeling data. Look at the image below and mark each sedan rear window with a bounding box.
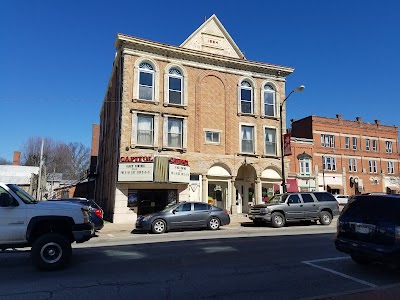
[194,203,209,211]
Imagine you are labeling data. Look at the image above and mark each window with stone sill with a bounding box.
[138,62,155,101]
[240,81,254,114]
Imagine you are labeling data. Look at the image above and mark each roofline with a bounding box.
[115,33,295,77]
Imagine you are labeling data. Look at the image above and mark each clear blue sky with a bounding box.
[1,0,399,162]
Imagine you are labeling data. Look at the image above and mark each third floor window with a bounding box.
[321,134,335,148]
[138,62,154,101]
[240,81,254,114]
[263,84,276,117]
[386,141,393,153]
[168,68,183,105]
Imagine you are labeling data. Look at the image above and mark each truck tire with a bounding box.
[31,233,72,271]
[319,211,332,225]
[271,212,285,228]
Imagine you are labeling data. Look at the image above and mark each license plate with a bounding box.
[355,224,375,234]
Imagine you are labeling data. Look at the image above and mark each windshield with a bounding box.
[268,194,289,204]
[7,184,37,204]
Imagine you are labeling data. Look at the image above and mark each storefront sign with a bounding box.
[118,163,154,182]
[120,156,153,163]
[169,164,190,183]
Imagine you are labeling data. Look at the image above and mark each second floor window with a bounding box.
[386,141,393,153]
[241,125,254,153]
[323,156,336,171]
[205,131,220,144]
[352,137,357,150]
[167,118,183,148]
[388,161,395,174]
[137,114,154,146]
[240,81,253,114]
[168,68,183,105]
[263,84,276,117]
[264,128,277,156]
[321,134,334,148]
[369,160,377,173]
[345,137,350,149]
[299,160,311,176]
[348,158,357,172]
[366,138,370,151]
[138,62,154,100]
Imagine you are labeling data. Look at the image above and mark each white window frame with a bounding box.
[352,137,357,150]
[345,137,350,149]
[368,160,377,173]
[388,161,395,174]
[348,158,357,172]
[240,123,255,154]
[162,115,187,150]
[164,64,188,107]
[372,139,377,151]
[321,134,335,148]
[264,126,277,156]
[204,129,221,144]
[366,138,370,151]
[323,156,336,171]
[299,159,311,176]
[386,141,393,153]
[131,111,159,148]
[239,80,254,114]
[262,83,276,117]
[133,58,159,103]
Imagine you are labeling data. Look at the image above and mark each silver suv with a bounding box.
[248,192,340,228]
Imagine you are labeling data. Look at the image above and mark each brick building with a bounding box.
[289,115,400,195]
[96,15,297,223]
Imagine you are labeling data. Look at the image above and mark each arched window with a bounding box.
[240,81,253,114]
[138,62,154,100]
[263,84,276,117]
[168,68,183,105]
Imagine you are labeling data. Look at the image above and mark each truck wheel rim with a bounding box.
[154,221,165,233]
[323,214,330,223]
[274,215,283,225]
[40,242,62,263]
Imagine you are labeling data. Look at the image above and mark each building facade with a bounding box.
[96,15,296,223]
[290,115,400,195]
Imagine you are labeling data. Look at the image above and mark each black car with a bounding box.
[49,198,104,232]
[334,194,400,265]
[135,201,230,234]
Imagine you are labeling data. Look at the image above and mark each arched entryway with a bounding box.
[261,167,282,202]
[207,164,231,211]
[235,164,257,214]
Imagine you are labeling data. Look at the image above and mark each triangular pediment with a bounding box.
[180,14,245,59]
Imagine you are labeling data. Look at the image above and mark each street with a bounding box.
[1,222,400,300]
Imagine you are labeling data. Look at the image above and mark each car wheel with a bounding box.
[351,253,372,265]
[208,217,220,230]
[31,233,72,271]
[271,212,285,228]
[319,211,332,225]
[151,219,166,234]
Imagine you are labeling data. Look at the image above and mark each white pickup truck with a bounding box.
[0,182,94,270]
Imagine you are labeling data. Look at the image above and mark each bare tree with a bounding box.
[0,157,11,165]
[22,137,90,180]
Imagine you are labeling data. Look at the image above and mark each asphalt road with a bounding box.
[1,223,399,300]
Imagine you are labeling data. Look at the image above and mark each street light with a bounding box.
[280,85,305,193]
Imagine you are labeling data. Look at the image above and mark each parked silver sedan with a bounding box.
[135,201,230,234]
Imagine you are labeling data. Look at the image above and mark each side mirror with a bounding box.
[172,209,177,214]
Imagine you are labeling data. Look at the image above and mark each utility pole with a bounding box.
[37,138,44,200]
